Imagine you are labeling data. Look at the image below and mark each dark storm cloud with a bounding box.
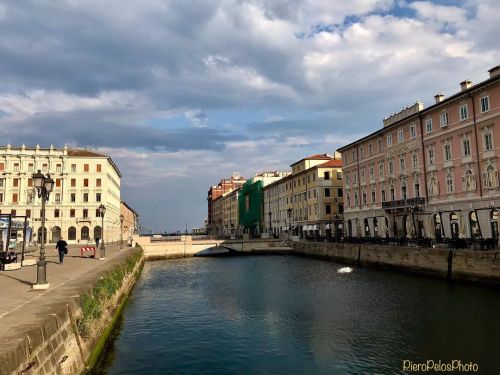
[0,112,245,151]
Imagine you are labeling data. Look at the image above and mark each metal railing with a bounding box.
[381,197,426,209]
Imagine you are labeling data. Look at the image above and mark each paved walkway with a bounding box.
[0,244,133,337]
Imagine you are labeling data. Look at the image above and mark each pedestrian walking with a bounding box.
[55,237,68,264]
[95,237,100,248]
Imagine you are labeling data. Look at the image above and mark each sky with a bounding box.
[0,0,499,232]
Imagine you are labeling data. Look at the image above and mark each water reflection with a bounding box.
[96,256,500,374]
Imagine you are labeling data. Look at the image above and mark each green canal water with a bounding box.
[95,255,500,374]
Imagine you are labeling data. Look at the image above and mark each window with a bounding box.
[463,138,471,156]
[480,96,489,113]
[361,169,365,182]
[337,188,343,197]
[412,154,418,169]
[387,135,392,146]
[426,119,433,133]
[54,209,60,218]
[42,163,48,172]
[459,104,468,121]
[336,171,342,180]
[378,139,383,152]
[446,173,454,193]
[0,162,5,171]
[483,165,499,188]
[362,192,367,205]
[71,179,76,187]
[485,132,493,151]
[26,209,31,218]
[55,193,61,203]
[13,163,19,171]
[371,190,376,203]
[96,164,102,172]
[11,210,16,216]
[444,144,452,161]
[428,148,435,164]
[389,160,394,174]
[398,130,404,143]
[325,204,331,215]
[71,164,77,172]
[400,157,405,172]
[410,125,417,138]
[369,144,373,155]
[13,178,19,187]
[401,183,407,199]
[83,209,88,218]
[28,163,33,172]
[70,209,75,218]
[381,189,386,202]
[96,209,101,217]
[0,193,3,203]
[83,193,89,202]
[379,162,384,177]
[56,178,61,187]
[84,164,89,172]
[56,164,62,172]
[360,147,364,157]
[12,193,18,203]
[369,166,374,179]
[0,178,3,187]
[415,183,420,198]
[390,187,395,201]
[324,188,331,197]
[440,112,449,127]
[84,178,89,187]
[324,172,330,180]
[70,193,76,202]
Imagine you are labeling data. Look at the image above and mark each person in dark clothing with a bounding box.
[55,237,68,264]
[95,237,100,248]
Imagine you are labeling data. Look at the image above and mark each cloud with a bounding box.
[0,0,498,229]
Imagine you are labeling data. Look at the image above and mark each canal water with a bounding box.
[96,255,500,374]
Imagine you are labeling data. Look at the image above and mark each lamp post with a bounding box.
[98,204,106,259]
[32,170,54,290]
[120,214,124,250]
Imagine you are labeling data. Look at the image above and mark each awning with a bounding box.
[325,224,331,229]
[302,226,307,231]
[313,225,318,230]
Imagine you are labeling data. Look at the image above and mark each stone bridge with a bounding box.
[134,235,290,259]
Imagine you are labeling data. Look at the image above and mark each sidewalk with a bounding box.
[0,244,133,336]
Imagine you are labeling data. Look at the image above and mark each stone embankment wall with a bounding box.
[0,248,144,375]
[293,242,500,284]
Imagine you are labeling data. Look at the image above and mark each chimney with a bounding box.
[434,93,445,103]
[460,79,472,91]
[488,65,500,78]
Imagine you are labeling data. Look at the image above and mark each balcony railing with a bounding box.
[382,197,425,209]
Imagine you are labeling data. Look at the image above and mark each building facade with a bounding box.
[339,66,500,241]
[207,174,246,234]
[120,201,139,246]
[263,154,344,238]
[0,145,122,245]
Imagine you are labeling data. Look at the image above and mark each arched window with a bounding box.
[469,211,481,239]
[433,214,442,240]
[491,210,499,239]
[81,226,90,241]
[68,227,76,241]
[51,226,61,243]
[94,226,102,240]
[364,218,370,237]
[450,212,459,239]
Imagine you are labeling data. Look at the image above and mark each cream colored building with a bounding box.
[0,144,122,245]
[264,154,344,238]
[221,187,240,238]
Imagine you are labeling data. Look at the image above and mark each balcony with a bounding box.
[382,197,425,210]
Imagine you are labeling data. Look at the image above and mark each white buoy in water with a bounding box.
[338,267,353,273]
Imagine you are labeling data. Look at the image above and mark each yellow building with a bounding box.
[0,144,122,245]
[264,154,344,239]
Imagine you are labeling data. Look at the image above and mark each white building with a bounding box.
[0,144,122,245]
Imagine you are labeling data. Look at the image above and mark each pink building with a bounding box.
[338,65,500,243]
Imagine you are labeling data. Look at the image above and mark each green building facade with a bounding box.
[238,178,264,236]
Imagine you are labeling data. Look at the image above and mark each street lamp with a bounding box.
[98,204,106,259]
[32,170,54,290]
[120,214,124,250]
